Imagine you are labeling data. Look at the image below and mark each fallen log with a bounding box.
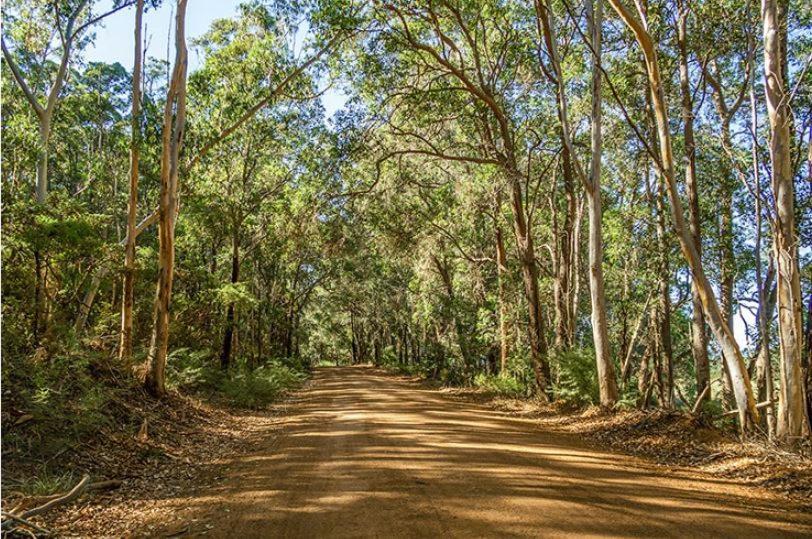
[721,399,775,418]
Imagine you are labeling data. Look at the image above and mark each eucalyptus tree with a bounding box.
[143,0,188,396]
[535,0,618,405]
[761,0,810,439]
[2,0,138,203]
[120,0,145,362]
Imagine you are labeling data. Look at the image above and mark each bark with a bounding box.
[754,264,777,434]
[654,179,674,408]
[751,71,775,435]
[494,202,510,373]
[119,0,144,363]
[585,0,618,406]
[509,174,551,393]
[761,0,810,439]
[607,0,759,431]
[144,0,189,397]
[220,232,240,370]
[676,2,710,406]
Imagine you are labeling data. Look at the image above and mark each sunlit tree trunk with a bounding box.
[749,27,771,433]
[585,0,618,406]
[675,2,710,407]
[145,0,189,397]
[119,0,145,363]
[761,0,810,439]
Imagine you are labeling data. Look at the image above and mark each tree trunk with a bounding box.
[508,173,551,394]
[36,116,52,204]
[761,0,810,439]
[676,3,710,407]
[585,0,618,407]
[119,0,144,363]
[494,199,510,373]
[607,0,759,431]
[749,32,776,437]
[144,0,189,397]
[220,232,240,369]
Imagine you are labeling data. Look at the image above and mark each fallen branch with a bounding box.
[1,511,52,536]
[8,474,91,525]
[721,399,775,417]
[8,480,122,514]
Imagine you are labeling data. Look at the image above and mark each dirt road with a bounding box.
[157,366,811,538]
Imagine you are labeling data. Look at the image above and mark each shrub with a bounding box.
[166,349,307,409]
[552,348,599,406]
[219,364,306,409]
[473,373,526,398]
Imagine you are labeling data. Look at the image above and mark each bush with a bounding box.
[473,373,526,398]
[219,364,307,409]
[165,349,307,409]
[552,348,599,406]
[2,346,119,459]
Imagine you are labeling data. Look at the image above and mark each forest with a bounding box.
[1,0,811,536]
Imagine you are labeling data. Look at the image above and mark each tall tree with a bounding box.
[144,0,189,396]
[119,0,145,362]
[761,0,810,439]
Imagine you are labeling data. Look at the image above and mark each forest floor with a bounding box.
[4,366,812,537]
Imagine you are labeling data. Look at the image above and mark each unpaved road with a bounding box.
[157,367,812,538]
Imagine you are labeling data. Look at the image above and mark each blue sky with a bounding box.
[84,0,348,117]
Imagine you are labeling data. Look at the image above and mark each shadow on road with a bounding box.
[152,366,812,538]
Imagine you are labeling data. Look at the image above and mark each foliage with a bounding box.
[473,373,526,399]
[552,349,600,407]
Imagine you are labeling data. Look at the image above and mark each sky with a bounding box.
[84,0,349,117]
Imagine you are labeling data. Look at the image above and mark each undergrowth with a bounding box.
[166,348,308,409]
[473,373,526,398]
[2,341,309,478]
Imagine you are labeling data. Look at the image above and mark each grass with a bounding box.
[12,470,78,497]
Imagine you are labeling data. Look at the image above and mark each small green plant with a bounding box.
[19,470,77,496]
[219,363,307,409]
[552,348,599,406]
[473,373,525,398]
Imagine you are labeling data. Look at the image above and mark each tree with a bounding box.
[144,0,189,396]
[761,0,810,439]
[2,0,136,203]
[119,0,145,362]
